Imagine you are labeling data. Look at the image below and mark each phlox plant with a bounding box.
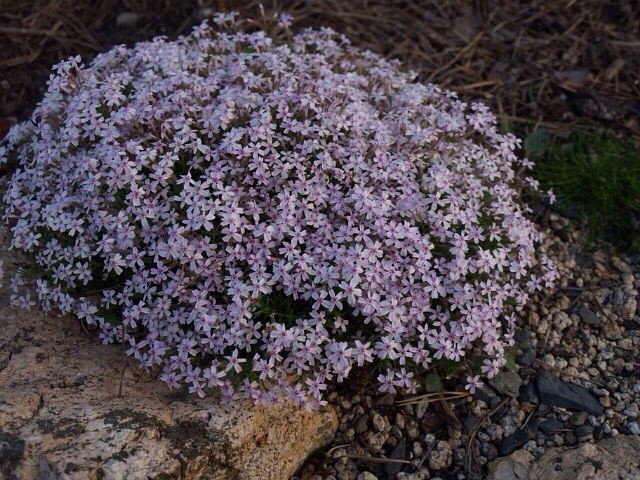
[0,12,556,409]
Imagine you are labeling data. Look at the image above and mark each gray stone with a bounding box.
[513,329,532,350]
[575,424,593,442]
[414,402,428,420]
[539,418,564,435]
[553,312,572,331]
[623,402,639,419]
[396,472,428,480]
[593,425,604,440]
[486,424,503,442]
[475,384,498,406]
[518,381,539,404]
[536,370,604,416]
[463,414,478,435]
[489,371,523,398]
[499,419,539,456]
[564,431,578,446]
[428,440,452,470]
[577,304,601,327]
[384,438,406,476]
[366,432,388,453]
[0,431,25,476]
[516,348,536,367]
[357,473,378,480]
[354,416,369,434]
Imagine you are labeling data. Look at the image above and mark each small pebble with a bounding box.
[575,424,594,442]
[415,402,428,419]
[428,440,452,471]
[570,412,589,426]
[357,472,377,480]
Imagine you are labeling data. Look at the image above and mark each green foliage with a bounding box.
[503,352,518,372]
[524,129,550,159]
[424,372,443,392]
[530,129,640,251]
[255,291,312,326]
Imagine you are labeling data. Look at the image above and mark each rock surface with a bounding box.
[486,449,533,480]
[488,435,640,480]
[489,371,523,398]
[499,419,539,456]
[0,254,337,480]
[536,370,604,415]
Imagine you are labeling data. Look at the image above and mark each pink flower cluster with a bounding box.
[1,13,556,408]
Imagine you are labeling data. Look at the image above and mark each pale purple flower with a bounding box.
[0,13,554,407]
[465,375,484,394]
[378,370,397,394]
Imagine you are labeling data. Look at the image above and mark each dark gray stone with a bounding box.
[575,425,594,442]
[475,384,498,406]
[517,348,536,367]
[536,370,604,416]
[499,419,539,456]
[518,382,539,404]
[537,404,551,416]
[355,416,368,434]
[539,418,564,435]
[514,329,532,350]
[593,425,604,440]
[577,304,601,327]
[564,431,578,446]
[384,438,406,475]
[463,415,478,435]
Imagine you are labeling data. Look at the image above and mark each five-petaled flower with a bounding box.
[0,12,555,407]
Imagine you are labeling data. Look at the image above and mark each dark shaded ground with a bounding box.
[1,1,639,143]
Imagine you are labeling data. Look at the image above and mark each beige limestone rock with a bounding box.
[488,436,640,480]
[529,436,640,480]
[0,254,337,480]
[486,449,533,480]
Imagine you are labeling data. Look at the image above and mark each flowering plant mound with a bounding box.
[1,13,556,408]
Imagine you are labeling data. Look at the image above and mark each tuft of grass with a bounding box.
[529,129,640,251]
